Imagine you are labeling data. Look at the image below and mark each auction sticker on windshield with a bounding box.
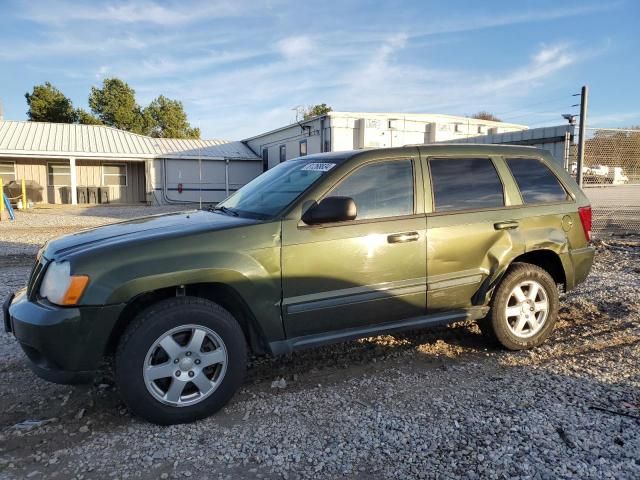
[302,163,336,172]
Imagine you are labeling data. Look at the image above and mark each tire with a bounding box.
[479,263,559,350]
[115,296,246,425]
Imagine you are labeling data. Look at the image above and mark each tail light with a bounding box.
[578,206,592,242]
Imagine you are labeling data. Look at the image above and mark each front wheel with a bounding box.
[115,297,246,425]
[479,263,559,350]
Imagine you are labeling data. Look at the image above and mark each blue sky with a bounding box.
[1,0,639,139]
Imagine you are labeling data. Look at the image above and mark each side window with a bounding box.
[506,158,569,204]
[0,161,16,183]
[429,158,504,212]
[262,148,269,171]
[48,163,71,186]
[299,140,307,156]
[103,164,127,186]
[279,145,286,163]
[327,160,414,220]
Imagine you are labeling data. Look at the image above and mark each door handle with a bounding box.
[494,221,519,230]
[387,232,420,243]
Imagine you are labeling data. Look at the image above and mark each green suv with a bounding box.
[4,144,594,424]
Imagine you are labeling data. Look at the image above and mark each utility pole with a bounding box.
[575,85,589,187]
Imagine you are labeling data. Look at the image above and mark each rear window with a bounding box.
[429,158,504,212]
[506,158,569,204]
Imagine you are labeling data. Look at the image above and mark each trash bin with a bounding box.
[87,187,99,204]
[59,186,71,204]
[99,187,109,204]
[77,186,88,204]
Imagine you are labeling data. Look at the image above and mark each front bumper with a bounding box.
[4,290,124,384]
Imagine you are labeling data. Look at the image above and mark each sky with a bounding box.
[1,0,639,139]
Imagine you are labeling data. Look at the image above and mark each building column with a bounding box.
[225,159,230,197]
[70,157,77,205]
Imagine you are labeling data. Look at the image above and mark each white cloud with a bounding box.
[17,0,255,26]
[95,65,109,79]
[276,36,313,59]
[410,2,622,38]
[587,112,640,128]
[0,0,619,138]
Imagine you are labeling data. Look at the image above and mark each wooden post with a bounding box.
[70,157,78,205]
[21,178,27,209]
[0,176,4,220]
[576,85,588,187]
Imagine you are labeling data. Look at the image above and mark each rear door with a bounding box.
[423,156,525,312]
[281,156,427,338]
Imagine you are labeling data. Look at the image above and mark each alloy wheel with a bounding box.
[143,324,228,407]
[504,280,549,339]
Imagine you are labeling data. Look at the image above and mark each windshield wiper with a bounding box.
[211,205,239,217]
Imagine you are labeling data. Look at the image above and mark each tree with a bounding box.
[25,82,77,123]
[76,109,103,125]
[143,95,200,139]
[470,111,502,122]
[303,103,332,120]
[88,78,146,134]
[25,77,201,138]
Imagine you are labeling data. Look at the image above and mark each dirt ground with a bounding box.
[0,206,638,479]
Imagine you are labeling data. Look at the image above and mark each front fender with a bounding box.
[101,251,278,305]
[70,221,283,340]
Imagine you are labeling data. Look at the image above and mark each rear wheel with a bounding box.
[480,263,559,350]
[115,297,246,425]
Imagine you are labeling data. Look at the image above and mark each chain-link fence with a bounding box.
[568,127,640,237]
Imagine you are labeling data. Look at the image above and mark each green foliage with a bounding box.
[143,95,200,139]
[470,111,502,122]
[76,109,103,125]
[24,78,201,139]
[88,78,146,134]
[25,82,78,123]
[303,103,332,120]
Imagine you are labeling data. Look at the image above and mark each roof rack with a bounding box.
[402,142,538,148]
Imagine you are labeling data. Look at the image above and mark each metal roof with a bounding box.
[0,121,259,161]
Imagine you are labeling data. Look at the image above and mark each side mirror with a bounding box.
[302,196,357,225]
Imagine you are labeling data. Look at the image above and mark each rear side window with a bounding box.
[429,158,504,212]
[328,160,414,220]
[506,158,569,204]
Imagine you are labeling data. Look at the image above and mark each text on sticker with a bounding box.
[301,163,336,172]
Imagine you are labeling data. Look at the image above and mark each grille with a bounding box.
[26,258,47,299]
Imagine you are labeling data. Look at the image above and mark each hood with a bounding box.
[42,210,259,259]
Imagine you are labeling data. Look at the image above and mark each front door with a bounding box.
[281,158,427,338]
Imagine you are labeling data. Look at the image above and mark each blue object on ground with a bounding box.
[2,192,15,220]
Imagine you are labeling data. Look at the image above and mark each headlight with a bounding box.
[39,261,89,306]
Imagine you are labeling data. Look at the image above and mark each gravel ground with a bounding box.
[0,206,639,480]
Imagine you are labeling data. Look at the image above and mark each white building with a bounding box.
[0,112,529,206]
[0,121,261,206]
[244,111,527,170]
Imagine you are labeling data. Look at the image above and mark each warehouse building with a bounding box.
[244,111,527,170]
[0,121,261,205]
[0,112,528,206]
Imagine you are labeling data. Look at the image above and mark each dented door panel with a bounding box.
[426,211,525,311]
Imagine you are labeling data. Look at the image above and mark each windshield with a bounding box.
[217,158,338,219]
